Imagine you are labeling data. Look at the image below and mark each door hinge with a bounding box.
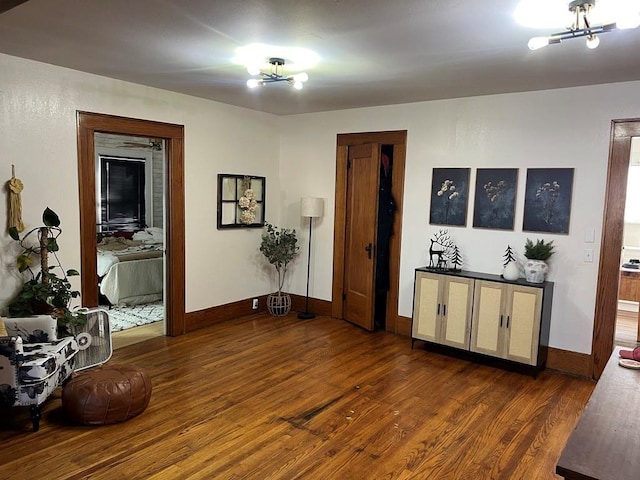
[342,292,347,301]
[347,159,351,169]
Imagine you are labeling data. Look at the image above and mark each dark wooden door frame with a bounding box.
[592,118,640,378]
[76,111,186,336]
[332,130,406,333]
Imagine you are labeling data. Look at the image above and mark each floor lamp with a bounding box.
[298,197,324,319]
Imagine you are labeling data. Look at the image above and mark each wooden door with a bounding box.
[412,272,443,342]
[343,143,380,330]
[505,285,542,365]
[441,277,474,349]
[471,280,505,358]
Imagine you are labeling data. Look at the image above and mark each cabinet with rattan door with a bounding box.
[411,268,553,376]
[470,281,543,366]
[412,271,474,349]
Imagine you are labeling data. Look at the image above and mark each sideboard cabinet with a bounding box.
[412,268,554,375]
[412,271,474,349]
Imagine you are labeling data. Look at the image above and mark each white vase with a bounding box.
[502,261,520,281]
[524,260,548,283]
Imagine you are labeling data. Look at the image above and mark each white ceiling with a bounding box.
[1,0,640,115]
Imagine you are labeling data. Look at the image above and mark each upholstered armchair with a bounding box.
[0,309,113,431]
[0,317,79,431]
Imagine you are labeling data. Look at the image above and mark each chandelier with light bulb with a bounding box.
[525,0,640,50]
[246,57,309,90]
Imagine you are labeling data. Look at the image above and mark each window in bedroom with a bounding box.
[100,156,146,233]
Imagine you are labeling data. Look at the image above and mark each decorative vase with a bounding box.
[502,261,520,281]
[267,293,291,317]
[524,260,548,283]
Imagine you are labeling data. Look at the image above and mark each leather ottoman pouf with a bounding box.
[63,364,152,425]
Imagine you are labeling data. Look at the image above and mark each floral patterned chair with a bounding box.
[0,316,79,431]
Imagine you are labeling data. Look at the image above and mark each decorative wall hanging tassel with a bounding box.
[8,164,25,233]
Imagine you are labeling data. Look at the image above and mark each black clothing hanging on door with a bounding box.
[376,153,396,293]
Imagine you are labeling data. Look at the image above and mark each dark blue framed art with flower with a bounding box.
[429,168,470,226]
[472,168,518,230]
[522,168,574,234]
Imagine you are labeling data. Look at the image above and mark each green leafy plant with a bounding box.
[259,222,299,295]
[524,238,555,261]
[7,207,85,334]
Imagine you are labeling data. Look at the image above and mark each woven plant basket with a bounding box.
[267,293,291,317]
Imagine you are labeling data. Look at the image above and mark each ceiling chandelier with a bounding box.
[525,0,640,50]
[246,57,309,90]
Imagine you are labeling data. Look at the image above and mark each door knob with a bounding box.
[365,243,373,259]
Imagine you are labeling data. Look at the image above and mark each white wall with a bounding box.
[3,52,640,355]
[278,81,640,354]
[0,53,280,314]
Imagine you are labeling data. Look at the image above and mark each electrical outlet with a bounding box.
[584,249,594,263]
[252,298,258,309]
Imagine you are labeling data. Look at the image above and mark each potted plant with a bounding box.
[523,238,555,283]
[259,222,299,316]
[5,207,85,338]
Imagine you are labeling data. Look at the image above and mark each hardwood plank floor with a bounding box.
[615,309,640,348]
[112,320,164,349]
[0,314,595,479]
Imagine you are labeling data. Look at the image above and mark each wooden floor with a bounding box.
[615,309,640,348]
[0,314,595,479]
[112,320,164,349]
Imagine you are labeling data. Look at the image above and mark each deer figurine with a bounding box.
[429,239,446,269]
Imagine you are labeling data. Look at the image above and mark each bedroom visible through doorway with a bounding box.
[94,133,166,340]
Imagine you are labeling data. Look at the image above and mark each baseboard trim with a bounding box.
[393,315,412,336]
[289,294,333,317]
[185,294,332,332]
[546,347,592,378]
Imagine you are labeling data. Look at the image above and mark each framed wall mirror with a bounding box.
[217,174,266,229]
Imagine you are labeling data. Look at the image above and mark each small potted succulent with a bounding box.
[259,222,299,316]
[523,238,555,283]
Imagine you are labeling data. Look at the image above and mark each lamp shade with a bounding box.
[300,197,324,218]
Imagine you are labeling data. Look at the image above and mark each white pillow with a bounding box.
[145,227,164,243]
[132,231,154,242]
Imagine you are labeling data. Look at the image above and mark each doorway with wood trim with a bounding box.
[615,137,640,348]
[332,131,406,333]
[592,119,640,379]
[76,111,186,336]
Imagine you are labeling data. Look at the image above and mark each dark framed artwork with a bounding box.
[522,168,574,234]
[217,174,266,229]
[472,168,518,230]
[429,168,470,227]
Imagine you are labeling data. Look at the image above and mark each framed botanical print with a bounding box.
[522,168,574,234]
[472,168,518,230]
[429,168,470,227]
[217,174,266,229]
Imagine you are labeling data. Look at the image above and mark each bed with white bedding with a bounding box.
[97,228,164,306]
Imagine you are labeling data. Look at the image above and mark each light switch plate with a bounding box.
[584,228,595,243]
